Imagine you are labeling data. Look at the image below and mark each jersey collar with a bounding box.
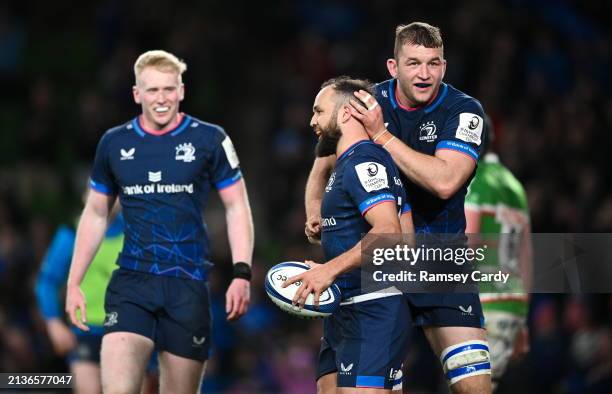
[336,140,373,163]
[388,79,448,114]
[131,113,192,137]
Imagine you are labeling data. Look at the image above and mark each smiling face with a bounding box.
[387,43,446,107]
[132,66,185,131]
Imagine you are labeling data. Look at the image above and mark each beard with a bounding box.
[315,118,342,157]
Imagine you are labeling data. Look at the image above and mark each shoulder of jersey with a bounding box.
[186,116,228,138]
[94,121,133,147]
[374,79,393,105]
[443,84,483,112]
[348,141,391,164]
[103,121,133,138]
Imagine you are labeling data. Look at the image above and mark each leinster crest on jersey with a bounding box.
[419,121,437,142]
[175,142,196,162]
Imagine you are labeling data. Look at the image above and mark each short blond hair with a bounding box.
[133,50,187,82]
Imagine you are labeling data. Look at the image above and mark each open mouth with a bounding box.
[414,83,431,89]
[154,106,169,113]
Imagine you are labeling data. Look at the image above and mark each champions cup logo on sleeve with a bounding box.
[355,162,388,192]
[455,113,483,145]
[366,163,378,176]
[221,136,240,169]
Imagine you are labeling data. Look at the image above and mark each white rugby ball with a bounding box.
[265,261,341,318]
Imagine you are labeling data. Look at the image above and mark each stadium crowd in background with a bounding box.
[0,1,611,393]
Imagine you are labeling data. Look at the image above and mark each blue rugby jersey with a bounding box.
[375,80,485,234]
[89,114,242,280]
[321,140,410,299]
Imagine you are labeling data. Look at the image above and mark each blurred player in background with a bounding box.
[306,22,492,393]
[286,77,413,393]
[65,50,254,394]
[465,116,531,391]
[35,199,158,394]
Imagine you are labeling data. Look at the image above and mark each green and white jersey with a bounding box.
[36,215,124,329]
[465,153,529,316]
[81,232,123,325]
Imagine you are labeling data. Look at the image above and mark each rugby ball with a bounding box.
[265,261,341,318]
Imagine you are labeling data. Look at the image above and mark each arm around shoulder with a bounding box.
[305,155,335,217]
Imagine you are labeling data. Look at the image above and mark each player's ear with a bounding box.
[340,105,351,123]
[133,85,141,104]
[387,58,398,78]
[179,83,185,101]
[441,58,447,80]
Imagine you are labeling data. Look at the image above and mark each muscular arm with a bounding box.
[304,155,335,241]
[218,179,254,321]
[465,208,481,234]
[66,189,115,330]
[287,201,401,306]
[67,190,115,287]
[400,211,415,234]
[382,140,475,200]
[464,208,484,258]
[328,201,401,276]
[218,179,254,265]
[349,92,476,200]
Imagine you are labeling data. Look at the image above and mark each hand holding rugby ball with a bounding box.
[265,261,341,318]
